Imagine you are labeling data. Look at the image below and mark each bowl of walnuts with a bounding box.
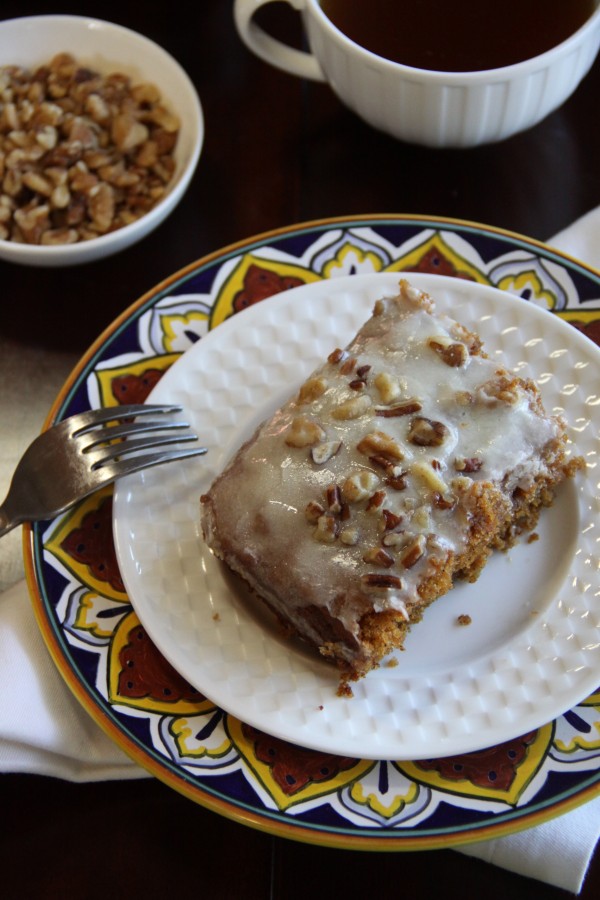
[0,15,203,266]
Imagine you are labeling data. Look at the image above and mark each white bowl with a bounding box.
[0,15,203,266]
[235,0,600,148]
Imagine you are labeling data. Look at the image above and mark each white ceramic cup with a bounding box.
[234,0,600,148]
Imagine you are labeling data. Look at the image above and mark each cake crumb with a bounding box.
[212,612,221,622]
[457,614,472,626]
[337,682,354,698]
[527,532,540,544]
[385,658,399,668]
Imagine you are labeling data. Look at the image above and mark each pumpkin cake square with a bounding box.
[201,279,581,693]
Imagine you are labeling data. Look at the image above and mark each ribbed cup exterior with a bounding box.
[305,10,600,147]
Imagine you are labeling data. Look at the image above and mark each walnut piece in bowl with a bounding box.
[0,15,203,266]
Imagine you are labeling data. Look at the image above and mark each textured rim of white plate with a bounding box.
[113,273,600,760]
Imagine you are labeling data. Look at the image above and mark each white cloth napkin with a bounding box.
[0,579,144,781]
[548,205,600,267]
[461,802,600,893]
[1,212,599,891]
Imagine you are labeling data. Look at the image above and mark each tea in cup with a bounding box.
[234,0,600,147]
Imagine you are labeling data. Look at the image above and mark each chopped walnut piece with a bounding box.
[305,500,325,523]
[373,371,402,405]
[450,321,484,355]
[339,356,357,375]
[131,82,162,105]
[326,484,343,514]
[349,365,370,389]
[50,183,71,209]
[369,454,405,479]
[357,431,404,461]
[87,182,115,232]
[428,336,469,367]
[375,399,422,418]
[22,171,53,196]
[285,416,326,448]
[69,164,98,194]
[366,490,386,512]
[412,505,432,531]
[382,531,408,547]
[13,203,50,243]
[361,573,404,592]
[85,93,110,124]
[339,527,359,546]
[111,113,150,152]
[454,456,483,473]
[310,440,342,465]
[342,471,380,503]
[68,116,99,150]
[40,226,78,245]
[135,140,159,168]
[432,491,456,511]
[399,278,435,311]
[35,125,58,150]
[382,508,403,532]
[368,454,407,491]
[400,533,426,569]
[451,476,473,494]
[411,460,451,497]
[298,376,327,403]
[478,376,522,406]
[2,168,23,197]
[332,394,372,420]
[327,348,346,364]
[147,105,180,133]
[314,514,338,543]
[386,472,408,491]
[407,416,448,447]
[363,547,395,567]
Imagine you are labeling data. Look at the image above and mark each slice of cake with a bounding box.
[201,279,582,693]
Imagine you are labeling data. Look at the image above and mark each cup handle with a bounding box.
[234,0,326,82]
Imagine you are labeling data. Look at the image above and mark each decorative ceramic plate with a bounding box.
[26,216,600,850]
[113,272,600,761]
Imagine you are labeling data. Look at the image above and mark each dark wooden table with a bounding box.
[1,2,599,898]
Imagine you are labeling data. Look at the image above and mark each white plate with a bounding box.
[113,273,600,760]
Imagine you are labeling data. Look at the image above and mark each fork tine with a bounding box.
[100,445,208,479]
[69,404,183,435]
[91,431,201,466]
[80,418,192,450]
[0,405,208,537]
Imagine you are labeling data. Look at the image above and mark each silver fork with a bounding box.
[0,403,207,538]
